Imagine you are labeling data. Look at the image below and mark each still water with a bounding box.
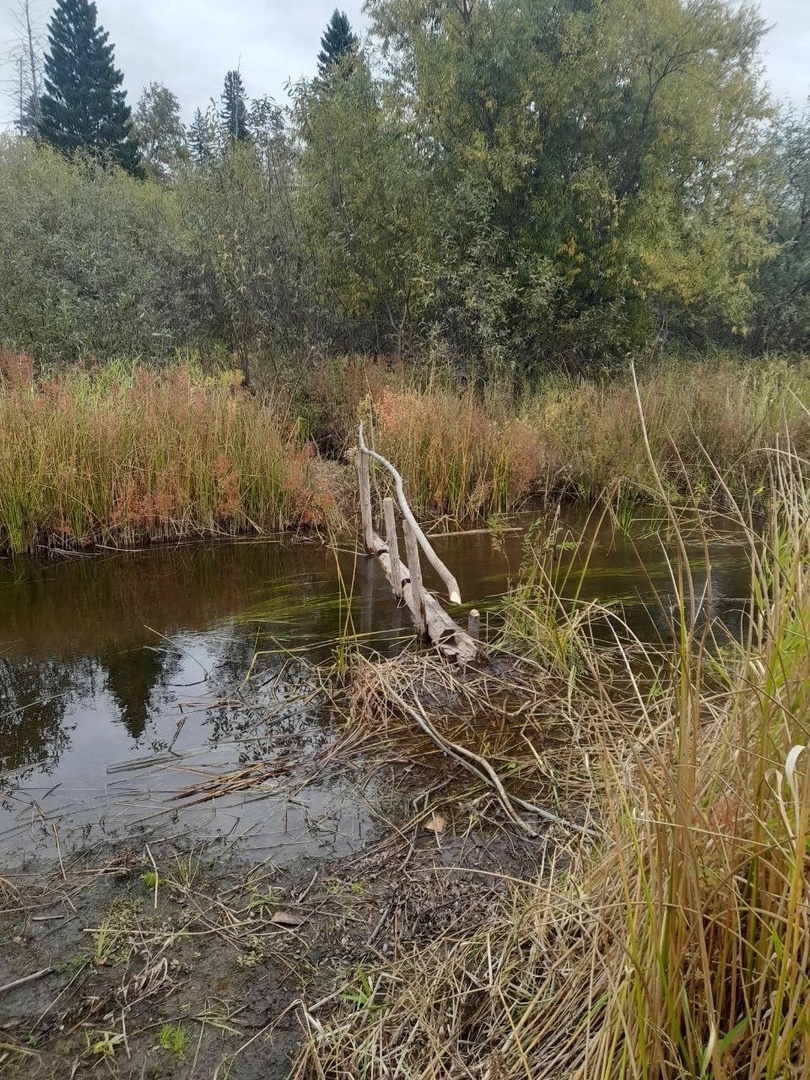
[0,513,752,860]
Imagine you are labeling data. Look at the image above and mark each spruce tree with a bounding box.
[38,0,140,174]
[317,10,358,79]
[189,107,216,165]
[220,70,249,143]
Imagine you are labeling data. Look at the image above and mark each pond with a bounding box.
[0,510,752,862]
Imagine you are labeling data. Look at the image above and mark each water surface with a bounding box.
[0,514,752,860]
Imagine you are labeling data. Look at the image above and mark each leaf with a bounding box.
[424,812,446,834]
[271,911,305,927]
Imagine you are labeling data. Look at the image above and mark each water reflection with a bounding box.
[0,518,753,857]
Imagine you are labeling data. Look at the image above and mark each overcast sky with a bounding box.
[0,0,807,133]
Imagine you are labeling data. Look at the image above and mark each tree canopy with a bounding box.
[221,69,250,142]
[38,0,140,174]
[2,0,806,368]
[317,9,358,78]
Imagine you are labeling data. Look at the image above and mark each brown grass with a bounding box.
[0,360,339,554]
[291,436,810,1078]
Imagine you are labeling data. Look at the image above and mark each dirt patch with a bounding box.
[0,804,547,1079]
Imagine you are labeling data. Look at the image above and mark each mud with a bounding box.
[0,808,545,1079]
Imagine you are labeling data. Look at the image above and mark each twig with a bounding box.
[296,871,319,904]
[378,670,597,838]
[51,823,67,883]
[0,968,54,995]
[145,843,159,910]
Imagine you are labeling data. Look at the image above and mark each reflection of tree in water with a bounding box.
[202,623,328,765]
[0,656,95,778]
[101,645,181,742]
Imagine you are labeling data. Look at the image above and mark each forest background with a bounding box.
[0,0,807,384]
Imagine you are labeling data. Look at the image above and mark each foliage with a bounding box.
[188,104,220,165]
[221,69,250,143]
[0,137,213,361]
[753,101,810,352]
[294,55,426,353]
[38,0,140,175]
[176,138,313,377]
[133,81,189,181]
[0,0,804,371]
[362,0,772,367]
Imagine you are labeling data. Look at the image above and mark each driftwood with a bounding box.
[356,426,477,665]
[402,519,426,634]
[382,497,402,599]
[359,423,461,604]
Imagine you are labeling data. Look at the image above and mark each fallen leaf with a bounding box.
[271,911,305,927]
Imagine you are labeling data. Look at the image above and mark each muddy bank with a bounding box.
[0,808,545,1079]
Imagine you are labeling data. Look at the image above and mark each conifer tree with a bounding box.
[38,0,139,174]
[220,70,249,143]
[317,10,358,79]
[189,106,218,165]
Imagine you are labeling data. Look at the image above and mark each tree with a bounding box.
[364,0,772,368]
[9,0,42,136]
[188,105,220,165]
[753,102,810,352]
[295,54,426,354]
[38,0,140,174]
[133,82,188,181]
[317,9,358,79]
[220,70,249,143]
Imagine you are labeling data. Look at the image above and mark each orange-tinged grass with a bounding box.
[0,361,336,554]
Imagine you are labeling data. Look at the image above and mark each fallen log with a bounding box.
[375,539,478,665]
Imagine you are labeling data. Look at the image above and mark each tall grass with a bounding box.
[4,351,810,551]
[351,353,810,523]
[293,438,810,1078]
[0,359,336,554]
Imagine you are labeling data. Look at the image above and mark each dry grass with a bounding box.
[292,436,810,1078]
[351,353,810,524]
[521,356,810,503]
[3,351,809,550]
[0,359,339,553]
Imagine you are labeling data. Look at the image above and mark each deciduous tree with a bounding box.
[133,82,188,181]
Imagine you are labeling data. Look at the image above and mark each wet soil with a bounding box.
[0,809,544,1079]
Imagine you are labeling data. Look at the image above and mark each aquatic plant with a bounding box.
[292,430,810,1077]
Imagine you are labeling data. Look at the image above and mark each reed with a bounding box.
[521,354,810,503]
[293,437,810,1078]
[371,380,539,521]
[4,350,810,551]
[0,360,337,554]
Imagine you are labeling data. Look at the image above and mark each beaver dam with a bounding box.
[0,481,769,1079]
